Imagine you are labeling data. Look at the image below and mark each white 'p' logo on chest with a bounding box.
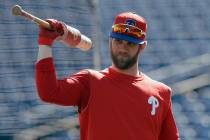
[148,96,159,116]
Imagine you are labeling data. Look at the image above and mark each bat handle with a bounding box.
[12,5,51,29]
[21,10,51,29]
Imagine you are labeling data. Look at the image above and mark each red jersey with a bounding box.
[36,58,179,140]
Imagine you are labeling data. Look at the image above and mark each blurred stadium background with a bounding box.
[0,0,210,139]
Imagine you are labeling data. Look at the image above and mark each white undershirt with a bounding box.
[37,45,53,62]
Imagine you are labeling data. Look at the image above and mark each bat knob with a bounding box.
[12,5,23,16]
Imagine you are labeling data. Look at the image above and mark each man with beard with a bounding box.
[35,12,180,140]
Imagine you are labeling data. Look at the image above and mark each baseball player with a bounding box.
[35,12,180,140]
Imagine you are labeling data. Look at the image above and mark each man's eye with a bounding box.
[114,39,123,43]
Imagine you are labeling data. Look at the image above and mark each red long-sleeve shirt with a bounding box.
[35,57,179,140]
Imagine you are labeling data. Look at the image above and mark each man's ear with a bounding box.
[139,41,147,50]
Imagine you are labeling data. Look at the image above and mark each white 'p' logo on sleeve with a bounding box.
[148,96,159,116]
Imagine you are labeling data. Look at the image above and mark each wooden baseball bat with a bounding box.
[11,5,51,29]
[11,5,92,51]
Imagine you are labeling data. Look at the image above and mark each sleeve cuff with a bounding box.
[37,45,53,62]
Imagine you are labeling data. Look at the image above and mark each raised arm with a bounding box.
[35,19,90,109]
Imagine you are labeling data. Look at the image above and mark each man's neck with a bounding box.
[111,64,140,77]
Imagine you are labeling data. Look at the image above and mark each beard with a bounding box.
[110,46,140,70]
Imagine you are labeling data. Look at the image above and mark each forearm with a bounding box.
[36,57,78,106]
[35,48,88,106]
[36,45,57,102]
[35,56,58,103]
